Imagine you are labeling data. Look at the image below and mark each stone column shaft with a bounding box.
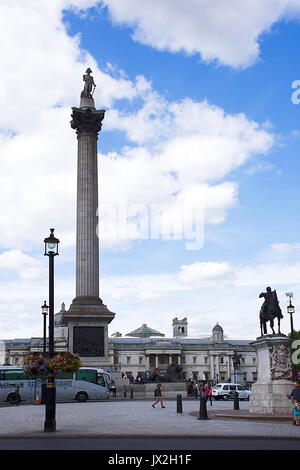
[76,132,99,298]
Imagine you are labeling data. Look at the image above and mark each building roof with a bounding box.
[125,323,165,338]
[108,336,252,347]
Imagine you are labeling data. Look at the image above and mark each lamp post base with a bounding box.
[44,383,56,432]
[44,420,56,433]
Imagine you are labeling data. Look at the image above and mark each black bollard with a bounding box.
[233,391,239,410]
[130,387,134,399]
[198,391,209,420]
[177,394,183,413]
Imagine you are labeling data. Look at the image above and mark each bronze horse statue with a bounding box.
[259,287,283,336]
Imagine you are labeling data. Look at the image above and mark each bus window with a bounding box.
[76,369,97,384]
[96,373,105,387]
[56,370,73,380]
[4,370,26,380]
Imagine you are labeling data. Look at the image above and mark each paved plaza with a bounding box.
[1,399,300,440]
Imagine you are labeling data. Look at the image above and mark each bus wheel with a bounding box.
[76,391,88,402]
[7,393,19,404]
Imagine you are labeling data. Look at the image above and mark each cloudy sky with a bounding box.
[1,0,300,340]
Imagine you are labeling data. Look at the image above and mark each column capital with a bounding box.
[70,107,105,136]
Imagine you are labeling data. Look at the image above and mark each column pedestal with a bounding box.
[249,334,294,416]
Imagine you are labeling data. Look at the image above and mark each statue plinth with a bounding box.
[80,95,95,110]
[249,334,294,416]
[230,371,244,385]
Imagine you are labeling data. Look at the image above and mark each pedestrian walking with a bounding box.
[123,383,127,398]
[288,381,300,425]
[205,383,213,406]
[110,380,117,398]
[187,381,194,398]
[15,385,20,406]
[152,383,165,408]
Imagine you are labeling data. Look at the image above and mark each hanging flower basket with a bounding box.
[23,355,51,378]
[48,352,82,373]
[23,353,81,377]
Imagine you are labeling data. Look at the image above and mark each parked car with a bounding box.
[212,383,251,401]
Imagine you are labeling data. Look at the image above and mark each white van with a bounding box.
[212,383,251,401]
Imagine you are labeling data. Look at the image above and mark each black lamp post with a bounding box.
[41,301,49,357]
[41,300,49,405]
[286,292,296,380]
[43,228,60,433]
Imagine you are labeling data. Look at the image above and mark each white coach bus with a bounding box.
[0,366,110,404]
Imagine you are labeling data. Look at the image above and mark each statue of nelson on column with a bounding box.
[81,67,96,99]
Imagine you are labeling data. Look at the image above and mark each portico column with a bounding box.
[216,355,220,380]
[227,357,231,379]
[209,355,214,381]
[155,355,159,368]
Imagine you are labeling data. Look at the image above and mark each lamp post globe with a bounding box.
[44,228,60,256]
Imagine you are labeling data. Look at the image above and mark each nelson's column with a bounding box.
[62,68,115,366]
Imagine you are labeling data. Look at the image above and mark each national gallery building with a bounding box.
[2,304,257,385]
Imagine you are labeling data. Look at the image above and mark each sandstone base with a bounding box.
[249,380,294,416]
[249,334,294,416]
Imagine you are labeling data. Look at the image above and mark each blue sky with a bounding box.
[1,1,300,340]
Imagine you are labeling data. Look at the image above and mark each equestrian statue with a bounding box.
[259,286,283,336]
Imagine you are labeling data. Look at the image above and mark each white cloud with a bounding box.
[270,242,300,254]
[0,250,46,280]
[102,0,300,68]
[177,261,235,288]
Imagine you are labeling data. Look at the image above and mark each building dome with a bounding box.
[212,323,223,332]
[54,302,66,326]
[212,323,224,343]
[125,323,164,338]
